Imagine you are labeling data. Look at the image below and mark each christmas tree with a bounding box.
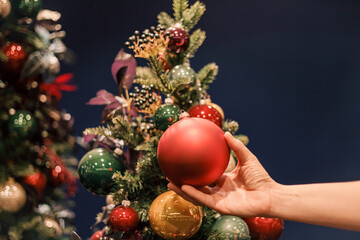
[0,0,78,239]
[78,0,283,239]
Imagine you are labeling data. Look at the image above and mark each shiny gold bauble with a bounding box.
[106,194,115,205]
[0,178,26,213]
[149,191,203,240]
[44,218,63,237]
[0,0,11,18]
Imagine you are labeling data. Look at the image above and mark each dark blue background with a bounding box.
[43,0,360,239]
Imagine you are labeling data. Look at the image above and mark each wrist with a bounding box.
[268,183,298,218]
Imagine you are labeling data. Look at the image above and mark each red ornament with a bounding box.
[165,25,189,54]
[244,217,284,240]
[158,52,172,71]
[89,230,103,240]
[188,104,223,128]
[1,43,28,74]
[108,205,139,233]
[22,170,47,195]
[157,117,230,186]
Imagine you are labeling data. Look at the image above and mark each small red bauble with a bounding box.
[157,117,230,186]
[244,217,284,240]
[1,43,28,73]
[89,230,103,240]
[188,104,223,128]
[165,25,189,54]
[48,165,67,186]
[22,170,47,195]
[158,52,172,71]
[108,205,139,233]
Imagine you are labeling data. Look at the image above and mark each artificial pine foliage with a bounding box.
[80,0,249,239]
[0,1,77,239]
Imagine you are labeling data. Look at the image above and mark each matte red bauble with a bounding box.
[188,104,223,128]
[157,117,230,186]
[89,230,103,240]
[22,170,47,195]
[1,43,28,74]
[244,217,284,240]
[108,205,139,233]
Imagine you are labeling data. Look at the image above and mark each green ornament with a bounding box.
[8,110,37,137]
[212,216,250,240]
[11,0,42,18]
[154,103,181,131]
[78,148,126,195]
[169,65,196,89]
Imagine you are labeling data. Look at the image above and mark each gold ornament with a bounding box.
[209,102,224,119]
[149,191,202,240]
[225,154,237,173]
[44,218,63,237]
[204,99,225,119]
[106,194,115,205]
[0,178,26,213]
[0,0,11,18]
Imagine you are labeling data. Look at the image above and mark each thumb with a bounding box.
[224,132,256,165]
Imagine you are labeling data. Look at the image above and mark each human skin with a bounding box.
[168,132,360,231]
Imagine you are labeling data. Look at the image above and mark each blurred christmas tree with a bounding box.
[78,0,283,240]
[0,0,78,239]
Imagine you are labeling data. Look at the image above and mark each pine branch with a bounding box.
[111,116,143,148]
[173,0,189,21]
[134,67,158,88]
[148,55,171,94]
[157,12,175,28]
[113,170,143,196]
[222,120,239,134]
[197,62,219,90]
[183,1,206,30]
[185,29,206,58]
[234,134,250,145]
[83,126,113,138]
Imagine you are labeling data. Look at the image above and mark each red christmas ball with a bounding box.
[1,43,28,74]
[158,52,172,71]
[22,170,47,195]
[165,25,189,54]
[48,165,67,186]
[157,117,230,186]
[89,230,103,240]
[108,205,139,233]
[244,217,284,240]
[188,104,223,128]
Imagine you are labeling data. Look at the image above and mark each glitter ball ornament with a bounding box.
[244,217,284,240]
[188,104,223,128]
[165,24,189,54]
[8,110,37,137]
[108,203,139,233]
[0,0,11,19]
[89,230,103,240]
[1,43,28,75]
[22,170,47,195]
[12,0,42,18]
[78,148,126,195]
[44,218,62,237]
[149,191,202,240]
[0,178,27,213]
[157,117,229,186]
[169,65,195,88]
[154,100,181,131]
[212,216,250,240]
